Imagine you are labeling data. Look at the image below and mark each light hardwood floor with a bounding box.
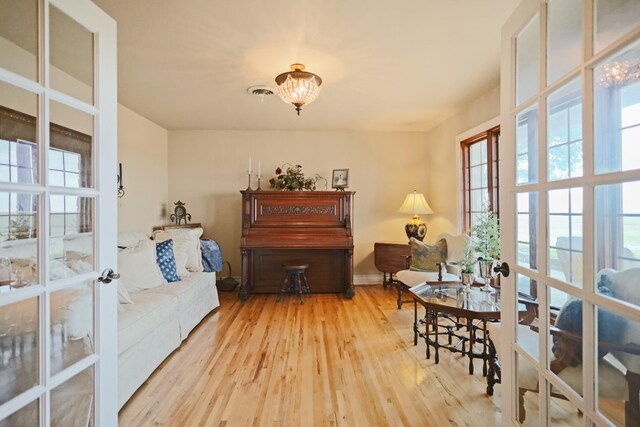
[118,285,591,426]
[119,285,502,426]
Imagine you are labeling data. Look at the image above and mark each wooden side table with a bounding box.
[374,242,410,288]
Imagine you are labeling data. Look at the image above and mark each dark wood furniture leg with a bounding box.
[239,249,250,301]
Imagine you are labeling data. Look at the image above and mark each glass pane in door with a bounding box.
[596,307,637,426]
[0,191,39,288]
[0,0,38,80]
[594,41,640,175]
[49,101,94,189]
[50,282,94,375]
[0,398,39,427]
[548,288,583,397]
[49,5,94,105]
[595,181,640,307]
[547,78,583,181]
[547,0,582,85]
[49,196,94,280]
[516,105,539,185]
[547,384,582,426]
[595,0,640,53]
[548,188,583,286]
[516,14,540,106]
[0,81,39,185]
[51,365,95,427]
[517,275,539,360]
[517,192,538,270]
[0,296,39,405]
[516,352,540,426]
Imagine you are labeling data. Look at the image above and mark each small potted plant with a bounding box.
[460,241,476,293]
[471,202,500,293]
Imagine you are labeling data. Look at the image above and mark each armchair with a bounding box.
[394,232,471,309]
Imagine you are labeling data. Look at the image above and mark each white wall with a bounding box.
[117,105,169,234]
[424,85,501,238]
[167,130,430,281]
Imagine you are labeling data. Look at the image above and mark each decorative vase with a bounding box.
[461,272,474,293]
[404,215,427,241]
[478,259,497,293]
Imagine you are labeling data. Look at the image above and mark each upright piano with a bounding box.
[239,190,355,300]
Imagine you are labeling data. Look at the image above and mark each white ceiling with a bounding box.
[92,0,519,132]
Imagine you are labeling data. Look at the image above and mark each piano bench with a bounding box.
[278,264,311,305]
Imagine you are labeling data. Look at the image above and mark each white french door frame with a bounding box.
[501,0,640,426]
[0,1,118,425]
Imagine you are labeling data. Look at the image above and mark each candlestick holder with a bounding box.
[246,172,252,191]
[256,176,262,191]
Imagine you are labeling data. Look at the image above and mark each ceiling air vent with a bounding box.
[246,86,275,103]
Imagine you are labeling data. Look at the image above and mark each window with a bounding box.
[461,126,500,232]
[0,139,36,184]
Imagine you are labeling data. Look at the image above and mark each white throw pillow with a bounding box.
[437,232,471,263]
[153,228,203,272]
[118,239,167,292]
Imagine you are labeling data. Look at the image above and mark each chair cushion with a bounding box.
[118,287,179,355]
[396,269,459,287]
[409,237,447,272]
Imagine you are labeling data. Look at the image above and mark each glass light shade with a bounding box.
[398,191,434,215]
[275,64,322,115]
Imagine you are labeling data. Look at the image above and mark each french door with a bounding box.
[501,0,640,425]
[0,0,118,425]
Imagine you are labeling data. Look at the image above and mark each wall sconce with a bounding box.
[117,162,125,198]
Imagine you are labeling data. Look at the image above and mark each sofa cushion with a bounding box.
[409,237,447,272]
[118,239,167,292]
[149,272,218,339]
[118,287,179,355]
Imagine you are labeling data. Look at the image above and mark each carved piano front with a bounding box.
[239,190,355,300]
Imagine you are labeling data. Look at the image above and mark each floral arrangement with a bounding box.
[269,164,326,191]
[471,202,500,261]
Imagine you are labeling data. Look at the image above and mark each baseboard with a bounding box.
[229,275,382,286]
[354,274,382,285]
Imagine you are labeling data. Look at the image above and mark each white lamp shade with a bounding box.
[398,191,434,215]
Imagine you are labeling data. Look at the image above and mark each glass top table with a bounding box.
[408,281,503,375]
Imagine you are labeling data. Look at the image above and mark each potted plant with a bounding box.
[460,240,476,293]
[471,202,500,293]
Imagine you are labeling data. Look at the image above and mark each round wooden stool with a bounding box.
[278,264,311,304]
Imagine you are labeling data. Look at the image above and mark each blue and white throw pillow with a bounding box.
[156,239,180,283]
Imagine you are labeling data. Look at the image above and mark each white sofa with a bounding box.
[117,232,220,409]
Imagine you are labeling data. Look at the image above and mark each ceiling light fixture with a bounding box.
[275,63,322,116]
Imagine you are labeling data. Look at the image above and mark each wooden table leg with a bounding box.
[469,320,475,375]
[425,308,431,360]
[482,320,488,376]
[413,300,418,346]
[434,311,440,364]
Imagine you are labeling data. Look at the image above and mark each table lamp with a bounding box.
[398,190,434,242]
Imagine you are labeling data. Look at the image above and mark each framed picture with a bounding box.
[332,169,349,190]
